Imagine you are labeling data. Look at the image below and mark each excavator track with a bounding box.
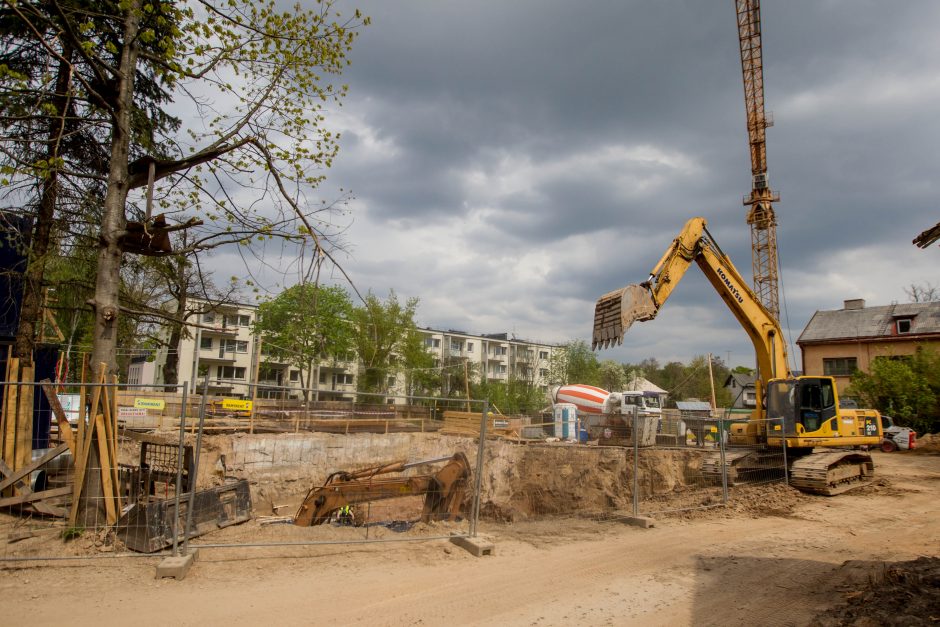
[788,451,875,496]
[702,449,786,485]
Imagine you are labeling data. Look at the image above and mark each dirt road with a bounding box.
[3,451,938,626]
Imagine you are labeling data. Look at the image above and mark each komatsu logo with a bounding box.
[717,267,745,304]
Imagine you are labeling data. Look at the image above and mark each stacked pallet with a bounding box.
[440,411,523,439]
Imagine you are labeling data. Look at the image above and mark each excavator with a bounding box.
[293,453,471,526]
[592,217,881,495]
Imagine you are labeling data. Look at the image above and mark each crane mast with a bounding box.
[736,0,781,321]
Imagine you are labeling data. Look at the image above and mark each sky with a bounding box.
[226,1,939,371]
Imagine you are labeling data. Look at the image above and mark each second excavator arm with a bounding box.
[592,217,790,406]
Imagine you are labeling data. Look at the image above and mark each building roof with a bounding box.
[723,372,756,388]
[676,401,712,411]
[623,375,667,395]
[798,301,940,344]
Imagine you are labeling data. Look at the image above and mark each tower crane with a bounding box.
[735,0,781,321]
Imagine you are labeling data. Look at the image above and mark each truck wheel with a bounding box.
[880,439,898,453]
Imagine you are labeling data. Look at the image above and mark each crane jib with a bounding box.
[716,267,745,304]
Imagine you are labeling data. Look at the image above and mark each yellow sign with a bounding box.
[134,398,166,410]
[221,399,253,411]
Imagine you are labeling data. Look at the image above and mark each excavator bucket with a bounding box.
[592,284,658,350]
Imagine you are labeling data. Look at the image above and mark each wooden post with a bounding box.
[14,365,34,475]
[707,352,717,410]
[250,337,262,435]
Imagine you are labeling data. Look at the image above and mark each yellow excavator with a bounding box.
[293,453,471,526]
[593,217,881,495]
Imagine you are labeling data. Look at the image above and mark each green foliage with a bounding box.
[255,283,353,397]
[399,327,438,399]
[548,340,600,386]
[848,347,940,435]
[350,291,420,397]
[473,376,546,415]
[598,359,625,392]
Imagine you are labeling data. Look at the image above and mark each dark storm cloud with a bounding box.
[299,0,940,367]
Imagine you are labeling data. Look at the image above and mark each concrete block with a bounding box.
[450,535,495,557]
[155,549,198,580]
[621,515,655,529]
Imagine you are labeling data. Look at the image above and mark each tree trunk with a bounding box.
[13,46,74,367]
[90,3,142,373]
[162,260,187,389]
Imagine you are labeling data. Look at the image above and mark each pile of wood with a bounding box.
[0,361,123,527]
[439,410,524,439]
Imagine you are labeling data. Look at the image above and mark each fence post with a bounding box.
[470,400,488,537]
[182,374,209,555]
[780,417,789,485]
[719,413,728,504]
[632,405,639,518]
[171,382,189,557]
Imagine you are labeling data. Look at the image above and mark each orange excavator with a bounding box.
[293,453,471,526]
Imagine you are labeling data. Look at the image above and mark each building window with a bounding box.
[202,313,215,323]
[222,339,249,353]
[218,366,246,380]
[335,373,353,385]
[493,346,507,357]
[319,372,326,384]
[289,370,300,382]
[387,376,396,387]
[466,342,474,352]
[450,341,462,352]
[425,338,440,348]
[539,350,549,360]
[200,337,213,350]
[896,318,912,334]
[497,364,507,374]
[224,313,252,328]
[539,368,549,378]
[823,357,857,376]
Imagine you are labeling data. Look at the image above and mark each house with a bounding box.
[797,298,940,395]
[723,372,757,409]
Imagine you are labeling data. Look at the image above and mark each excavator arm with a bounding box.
[593,217,790,395]
[593,218,881,495]
[293,453,471,526]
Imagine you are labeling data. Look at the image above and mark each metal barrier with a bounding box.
[0,376,791,563]
[0,378,489,562]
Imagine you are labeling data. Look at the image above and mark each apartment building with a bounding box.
[136,298,559,403]
[416,328,557,392]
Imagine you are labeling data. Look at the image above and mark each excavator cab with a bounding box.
[766,378,837,437]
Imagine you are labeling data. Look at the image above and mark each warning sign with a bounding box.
[221,399,253,411]
[134,398,166,410]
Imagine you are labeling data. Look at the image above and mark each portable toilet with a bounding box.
[553,403,578,441]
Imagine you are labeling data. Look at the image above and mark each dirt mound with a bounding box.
[812,556,940,626]
[914,433,940,454]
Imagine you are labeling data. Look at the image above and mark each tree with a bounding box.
[905,282,939,303]
[549,340,600,386]
[598,359,625,392]
[848,348,940,435]
[351,291,420,398]
[398,327,438,401]
[3,0,369,373]
[254,283,354,402]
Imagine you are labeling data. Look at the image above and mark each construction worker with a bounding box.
[337,504,354,526]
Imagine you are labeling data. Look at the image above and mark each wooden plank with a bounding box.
[14,365,34,474]
[40,380,76,455]
[108,375,121,513]
[94,413,117,525]
[0,486,71,508]
[0,458,32,494]
[0,458,67,517]
[0,443,68,492]
[2,358,19,478]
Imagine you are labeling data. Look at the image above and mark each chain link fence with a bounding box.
[0,377,790,563]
